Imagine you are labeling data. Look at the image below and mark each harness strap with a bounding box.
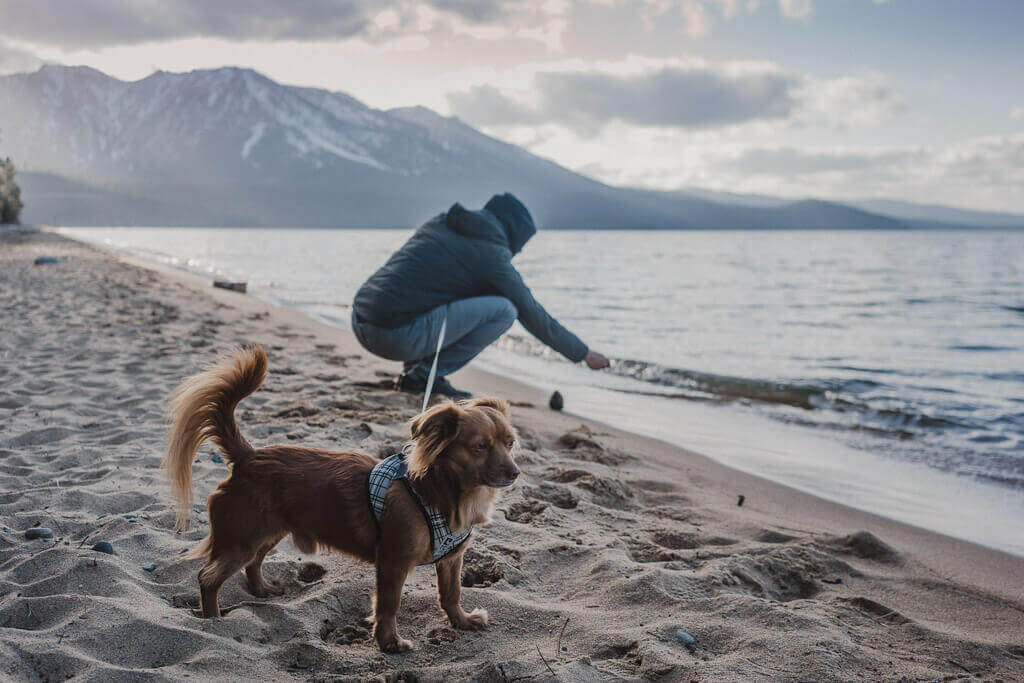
[367,449,472,565]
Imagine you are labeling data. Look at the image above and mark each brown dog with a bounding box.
[163,345,520,652]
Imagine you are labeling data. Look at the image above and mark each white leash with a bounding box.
[422,311,447,412]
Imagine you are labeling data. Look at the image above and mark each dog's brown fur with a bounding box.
[164,345,520,652]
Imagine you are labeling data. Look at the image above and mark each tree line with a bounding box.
[1,129,24,223]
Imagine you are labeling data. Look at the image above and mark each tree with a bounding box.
[0,155,24,224]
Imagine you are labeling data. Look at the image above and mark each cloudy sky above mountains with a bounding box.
[1,0,1021,212]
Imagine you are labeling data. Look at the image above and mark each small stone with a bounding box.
[25,527,54,540]
[92,541,115,555]
[123,513,138,520]
[737,494,745,507]
[211,452,224,464]
[34,256,60,265]
[141,563,157,572]
[675,629,696,647]
[549,391,564,411]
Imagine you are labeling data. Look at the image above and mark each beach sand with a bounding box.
[2,228,1023,681]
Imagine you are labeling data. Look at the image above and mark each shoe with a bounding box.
[431,377,472,400]
[394,373,471,400]
[395,372,427,394]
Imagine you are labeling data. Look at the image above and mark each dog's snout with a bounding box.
[504,464,521,480]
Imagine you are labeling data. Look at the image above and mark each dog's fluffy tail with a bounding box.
[164,345,267,531]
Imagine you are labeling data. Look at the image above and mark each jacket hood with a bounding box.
[445,193,536,255]
[484,193,536,254]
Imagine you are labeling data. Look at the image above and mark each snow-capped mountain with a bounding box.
[0,64,918,228]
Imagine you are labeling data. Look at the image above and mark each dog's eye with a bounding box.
[507,439,515,449]
[475,441,489,452]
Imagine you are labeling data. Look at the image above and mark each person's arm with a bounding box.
[487,259,608,368]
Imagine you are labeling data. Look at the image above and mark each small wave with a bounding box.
[493,334,1021,483]
[948,344,1017,352]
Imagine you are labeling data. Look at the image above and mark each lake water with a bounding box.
[60,226,1024,556]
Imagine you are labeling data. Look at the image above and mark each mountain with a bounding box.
[680,188,1024,229]
[845,199,1024,229]
[0,64,972,229]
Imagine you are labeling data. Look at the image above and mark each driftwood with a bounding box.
[213,280,247,293]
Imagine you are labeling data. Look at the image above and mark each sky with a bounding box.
[1,0,1022,213]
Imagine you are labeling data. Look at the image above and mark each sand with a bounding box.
[1,227,1023,681]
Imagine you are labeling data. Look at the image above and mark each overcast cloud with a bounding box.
[0,40,44,75]
[448,65,801,133]
[0,0,526,49]
[447,64,903,133]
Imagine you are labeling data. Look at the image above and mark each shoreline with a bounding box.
[2,227,1022,680]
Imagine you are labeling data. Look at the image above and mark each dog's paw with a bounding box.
[455,607,489,631]
[380,636,414,653]
[248,580,285,598]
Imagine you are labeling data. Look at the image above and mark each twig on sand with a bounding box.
[77,519,116,548]
[536,645,556,677]
[947,659,973,675]
[556,616,569,655]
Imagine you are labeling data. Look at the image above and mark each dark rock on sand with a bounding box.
[25,527,54,540]
[549,390,564,411]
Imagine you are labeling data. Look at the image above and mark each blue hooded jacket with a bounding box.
[352,193,588,362]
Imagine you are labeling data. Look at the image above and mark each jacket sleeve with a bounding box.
[485,258,589,362]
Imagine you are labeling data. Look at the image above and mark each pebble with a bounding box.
[675,629,696,647]
[123,513,138,520]
[92,541,115,555]
[25,527,54,540]
[211,452,224,464]
[34,256,60,265]
[141,563,157,572]
[549,390,564,411]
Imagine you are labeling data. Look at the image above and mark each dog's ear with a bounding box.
[407,401,463,477]
[462,396,510,417]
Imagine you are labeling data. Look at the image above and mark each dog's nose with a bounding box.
[504,464,521,480]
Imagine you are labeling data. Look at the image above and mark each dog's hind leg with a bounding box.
[198,548,250,618]
[245,536,285,597]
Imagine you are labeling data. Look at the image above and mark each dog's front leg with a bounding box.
[373,560,413,652]
[435,550,489,631]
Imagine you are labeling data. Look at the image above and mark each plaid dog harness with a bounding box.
[367,446,472,565]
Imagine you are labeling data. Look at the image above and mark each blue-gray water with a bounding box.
[61,227,1024,555]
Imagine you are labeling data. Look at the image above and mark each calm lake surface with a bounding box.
[61,227,1024,555]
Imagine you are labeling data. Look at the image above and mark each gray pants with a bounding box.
[351,296,517,379]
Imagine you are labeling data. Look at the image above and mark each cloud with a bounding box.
[0,41,44,75]
[777,0,813,20]
[0,0,896,51]
[448,61,904,133]
[707,135,1024,210]
[723,146,925,175]
[1012,106,1024,120]
[798,72,908,127]
[0,0,525,49]
[449,63,800,132]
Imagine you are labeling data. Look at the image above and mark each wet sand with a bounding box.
[2,227,1022,681]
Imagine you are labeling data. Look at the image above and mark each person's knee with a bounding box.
[494,298,517,327]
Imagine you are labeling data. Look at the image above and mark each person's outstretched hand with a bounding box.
[584,350,610,370]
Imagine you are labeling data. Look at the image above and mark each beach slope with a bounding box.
[1,229,1022,681]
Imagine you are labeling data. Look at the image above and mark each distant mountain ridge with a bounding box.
[1,65,1019,229]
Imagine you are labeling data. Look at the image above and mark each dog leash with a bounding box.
[422,310,447,412]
